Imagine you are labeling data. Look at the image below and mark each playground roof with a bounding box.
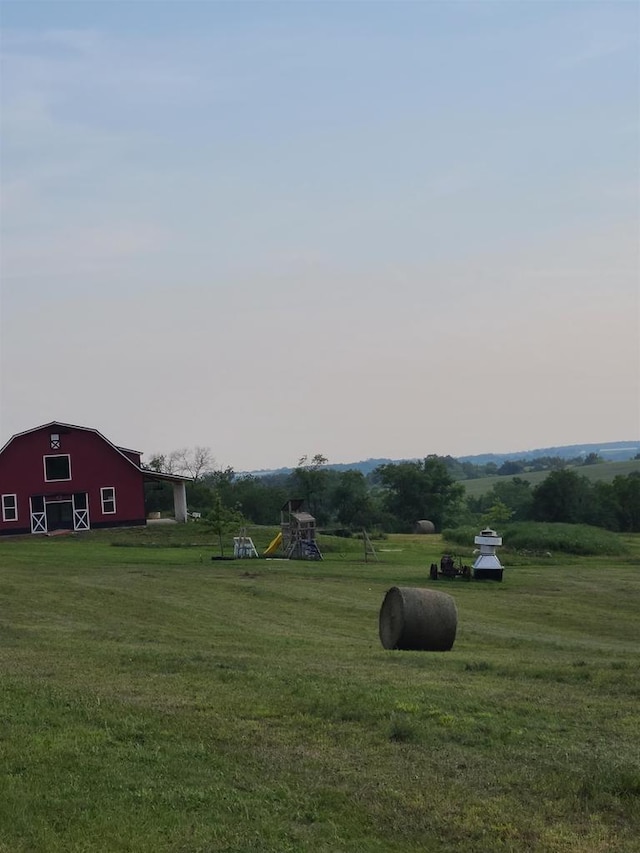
[291,511,315,523]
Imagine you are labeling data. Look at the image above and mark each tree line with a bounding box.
[144,449,640,534]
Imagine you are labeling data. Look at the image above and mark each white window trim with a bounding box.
[43,454,72,483]
[100,486,116,514]
[2,493,18,522]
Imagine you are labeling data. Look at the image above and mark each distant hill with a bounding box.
[244,441,639,478]
[457,441,640,465]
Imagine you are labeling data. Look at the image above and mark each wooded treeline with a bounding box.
[144,450,640,534]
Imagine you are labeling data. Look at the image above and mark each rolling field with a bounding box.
[461,458,640,498]
[1,526,639,852]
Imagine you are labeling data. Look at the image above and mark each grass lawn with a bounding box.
[1,526,639,852]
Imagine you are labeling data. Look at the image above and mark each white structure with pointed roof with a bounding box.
[472,527,504,581]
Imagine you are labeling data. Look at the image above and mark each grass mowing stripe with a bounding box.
[1,529,638,851]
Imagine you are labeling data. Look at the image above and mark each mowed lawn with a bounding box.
[0,529,639,853]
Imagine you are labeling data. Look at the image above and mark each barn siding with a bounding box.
[0,424,147,535]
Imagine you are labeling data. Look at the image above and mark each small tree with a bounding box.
[145,454,174,473]
[203,493,245,557]
[485,477,533,521]
[582,452,602,466]
[484,498,513,528]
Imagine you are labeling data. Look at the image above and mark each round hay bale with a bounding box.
[414,520,435,534]
[379,586,457,651]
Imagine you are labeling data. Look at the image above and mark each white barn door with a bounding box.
[73,493,90,531]
[30,496,47,533]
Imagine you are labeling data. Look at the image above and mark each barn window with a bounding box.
[50,433,61,449]
[44,454,71,482]
[101,487,116,514]
[2,494,18,522]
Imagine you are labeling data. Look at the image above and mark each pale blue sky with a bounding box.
[1,0,638,470]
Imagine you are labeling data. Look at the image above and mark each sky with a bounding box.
[1,0,639,471]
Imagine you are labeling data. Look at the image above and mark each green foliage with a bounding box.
[583,452,603,465]
[469,476,534,522]
[463,458,640,499]
[143,479,174,513]
[444,522,628,556]
[232,475,289,525]
[611,472,640,532]
[330,469,379,530]
[202,493,245,556]
[185,479,216,513]
[531,469,593,524]
[505,522,628,556]
[442,524,489,549]
[375,455,465,532]
[466,471,640,535]
[148,448,640,536]
[291,454,331,524]
[531,470,640,533]
[484,497,513,527]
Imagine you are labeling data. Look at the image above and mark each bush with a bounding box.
[441,526,481,549]
[504,522,627,556]
[320,528,353,538]
[442,522,628,556]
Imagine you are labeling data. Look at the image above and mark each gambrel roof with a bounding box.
[0,421,192,483]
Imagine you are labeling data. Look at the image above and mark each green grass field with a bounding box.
[461,458,640,498]
[1,526,639,852]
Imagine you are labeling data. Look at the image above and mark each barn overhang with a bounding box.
[142,471,192,523]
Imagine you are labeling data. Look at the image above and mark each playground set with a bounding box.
[263,499,322,560]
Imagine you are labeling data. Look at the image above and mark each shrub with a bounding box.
[442,522,628,556]
[504,522,628,556]
[441,526,481,549]
[320,528,353,538]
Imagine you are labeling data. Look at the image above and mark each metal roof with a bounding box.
[0,420,192,482]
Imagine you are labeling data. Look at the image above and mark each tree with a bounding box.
[485,498,513,528]
[582,452,602,466]
[611,472,640,532]
[375,455,465,532]
[586,481,620,531]
[145,448,215,480]
[232,475,288,526]
[486,477,533,521]
[203,493,245,557]
[146,454,165,473]
[145,453,176,474]
[498,460,525,476]
[331,470,377,530]
[202,467,236,505]
[169,447,215,481]
[531,470,592,524]
[292,454,330,524]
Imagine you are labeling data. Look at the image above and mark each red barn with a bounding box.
[0,421,190,536]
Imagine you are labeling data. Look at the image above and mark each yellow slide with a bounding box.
[263,531,282,557]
